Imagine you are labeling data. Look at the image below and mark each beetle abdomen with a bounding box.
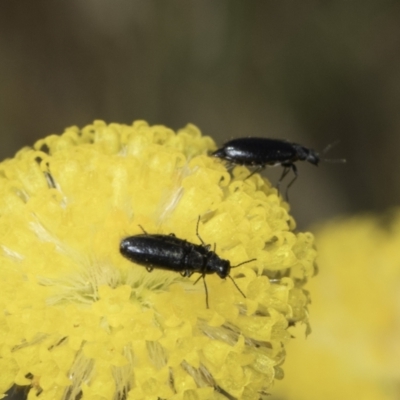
[214,138,297,166]
[120,235,204,273]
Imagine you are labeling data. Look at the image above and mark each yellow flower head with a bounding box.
[271,212,400,400]
[0,121,316,400]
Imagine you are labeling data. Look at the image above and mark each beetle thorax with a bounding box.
[186,250,205,271]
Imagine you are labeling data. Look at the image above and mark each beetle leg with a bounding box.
[202,275,209,308]
[285,164,298,201]
[225,161,235,171]
[277,166,291,192]
[193,274,202,284]
[181,269,193,277]
[227,275,246,299]
[192,274,210,308]
[146,266,154,272]
[245,165,264,180]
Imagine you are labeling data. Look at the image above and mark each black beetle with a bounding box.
[120,218,255,308]
[212,138,321,199]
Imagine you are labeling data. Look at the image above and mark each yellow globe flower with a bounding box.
[0,121,316,400]
[270,212,400,400]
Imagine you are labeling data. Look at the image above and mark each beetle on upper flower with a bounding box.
[212,137,320,199]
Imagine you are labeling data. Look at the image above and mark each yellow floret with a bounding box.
[0,120,316,399]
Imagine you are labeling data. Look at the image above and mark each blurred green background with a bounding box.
[1,0,399,229]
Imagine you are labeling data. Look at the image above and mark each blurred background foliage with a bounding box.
[1,0,400,228]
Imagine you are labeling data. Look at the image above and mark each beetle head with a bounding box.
[294,145,320,166]
[212,148,226,159]
[208,254,230,278]
[305,149,320,166]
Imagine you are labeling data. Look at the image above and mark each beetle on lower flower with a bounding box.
[0,121,316,400]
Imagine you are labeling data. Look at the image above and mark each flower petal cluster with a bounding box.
[0,121,316,400]
[270,212,400,400]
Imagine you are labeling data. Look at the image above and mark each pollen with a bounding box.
[0,120,316,399]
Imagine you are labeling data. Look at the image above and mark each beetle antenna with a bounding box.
[138,225,148,234]
[229,258,255,299]
[195,216,207,246]
[228,275,246,299]
[231,258,256,268]
[322,140,340,155]
[321,140,346,163]
[322,158,347,163]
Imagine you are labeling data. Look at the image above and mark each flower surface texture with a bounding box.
[270,212,400,400]
[0,121,316,400]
